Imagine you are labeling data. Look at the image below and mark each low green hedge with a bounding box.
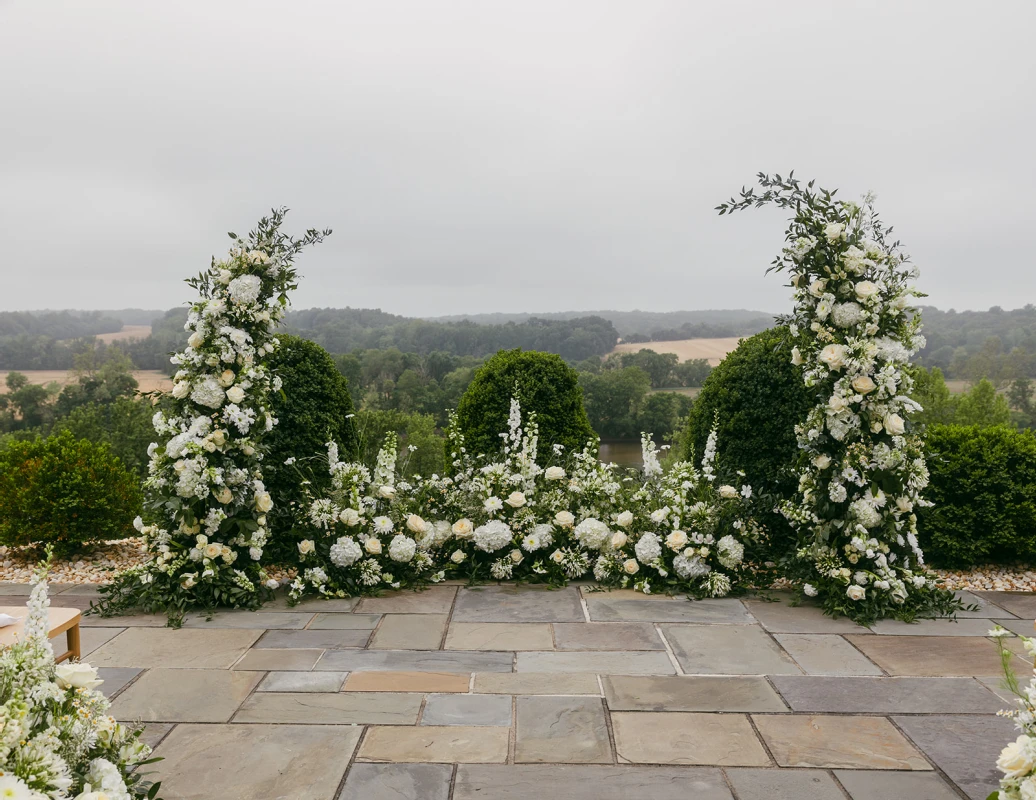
[918,424,1036,567]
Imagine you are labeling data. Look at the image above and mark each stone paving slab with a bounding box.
[338,763,453,800]
[422,693,513,726]
[344,670,472,692]
[111,668,263,722]
[96,666,143,699]
[139,723,175,750]
[152,723,360,800]
[868,616,1010,636]
[309,612,383,629]
[948,590,1020,619]
[744,598,873,634]
[834,769,962,799]
[515,696,612,763]
[663,624,801,674]
[553,622,664,650]
[612,712,769,766]
[453,765,733,800]
[233,647,324,671]
[317,648,514,673]
[453,585,585,622]
[845,634,1020,677]
[258,671,349,692]
[472,672,601,695]
[264,594,360,612]
[753,714,930,770]
[355,586,458,614]
[774,634,883,676]
[370,613,447,650]
[445,622,554,651]
[725,768,845,800]
[80,612,169,627]
[604,675,787,712]
[359,725,510,763]
[88,627,262,668]
[586,595,752,623]
[974,591,1036,619]
[516,650,675,674]
[254,629,371,649]
[894,714,1017,800]
[180,611,314,629]
[81,627,125,656]
[235,691,423,724]
[986,617,1036,637]
[770,675,1004,714]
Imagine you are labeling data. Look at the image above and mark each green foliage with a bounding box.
[908,366,957,427]
[684,327,813,554]
[579,367,652,439]
[915,304,1036,381]
[0,431,141,556]
[354,409,445,478]
[456,349,594,461]
[954,378,1012,427]
[53,348,139,416]
[918,424,1036,567]
[637,392,694,441]
[0,371,55,431]
[1008,377,1034,429]
[51,396,155,480]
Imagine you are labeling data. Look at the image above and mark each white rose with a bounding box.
[828,394,849,413]
[452,518,474,538]
[255,492,273,512]
[550,549,565,563]
[615,510,634,528]
[505,491,526,508]
[211,430,225,446]
[791,347,803,366]
[819,344,847,371]
[666,530,689,550]
[226,385,245,404]
[340,508,361,526]
[851,375,876,394]
[218,268,233,284]
[172,381,190,399]
[610,531,628,550]
[406,514,428,534]
[883,413,905,435]
[297,539,315,556]
[813,454,832,469]
[214,487,233,504]
[854,281,880,302]
[510,548,524,564]
[450,549,466,564]
[998,735,1036,780]
[187,331,204,349]
[365,538,383,555]
[242,445,255,456]
[544,466,566,481]
[623,559,639,575]
[554,510,575,528]
[203,543,223,559]
[803,584,818,597]
[219,369,236,387]
[824,222,845,241]
[718,485,738,499]
[846,585,866,601]
[377,485,396,499]
[808,279,827,297]
[54,662,104,690]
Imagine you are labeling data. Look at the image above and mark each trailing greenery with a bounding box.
[918,424,1036,567]
[0,431,142,557]
[455,349,594,463]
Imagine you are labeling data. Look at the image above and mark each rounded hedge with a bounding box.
[455,349,594,462]
[917,424,1036,567]
[265,335,359,509]
[684,327,813,554]
[0,430,142,557]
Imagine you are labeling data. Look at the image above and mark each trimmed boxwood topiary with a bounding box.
[918,424,1036,567]
[684,326,813,557]
[455,349,594,463]
[0,430,141,557]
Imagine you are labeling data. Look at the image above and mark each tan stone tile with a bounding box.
[233,648,323,671]
[472,672,600,695]
[356,586,458,614]
[87,628,262,669]
[553,622,664,651]
[344,671,471,693]
[111,668,262,723]
[753,714,931,770]
[611,712,769,766]
[234,691,421,724]
[846,635,1025,677]
[370,613,447,650]
[359,725,510,763]
[446,623,554,651]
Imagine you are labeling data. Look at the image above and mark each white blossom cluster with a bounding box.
[989,628,1036,800]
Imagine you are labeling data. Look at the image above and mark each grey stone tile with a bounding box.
[869,617,1004,636]
[977,675,1017,703]
[473,672,601,695]
[603,675,786,712]
[139,723,175,750]
[369,613,447,650]
[80,626,124,656]
[0,582,32,595]
[973,591,1036,619]
[53,584,103,596]
[339,763,453,800]
[356,585,458,614]
[663,624,801,674]
[316,648,514,673]
[946,591,1019,619]
[587,595,752,623]
[81,612,168,627]
[894,715,1017,800]
[986,617,1036,637]
[774,634,883,676]
[744,598,873,634]
[235,691,422,724]
[553,622,664,651]
[515,696,612,763]
[258,671,348,692]
[421,694,513,726]
[263,593,360,612]
[152,723,359,800]
[97,667,143,698]
[771,676,1003,714]
[725,768,844,800]
[233,648,324,671]
[255,629,371,649]
[454,765,733,800]
[111,668,262,722]
[612,712,769,766]
[453,585,584,622]
[181,611,313,629]
[87,628,262,668]
[445,623,554,651]
[846,634,1023,677]
[753,714,929,770]
[516,651,675,675]
[309,613,383,629]
[835,769,961,800]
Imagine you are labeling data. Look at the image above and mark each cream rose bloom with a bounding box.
[998,735,1036,779]
[452,518,474,538]
[828,394,849,413]
[791,347,803,366]
[883,413,905,435]
[211,430,226,446]
[218,369,236,387]
[544,466,566,481]
[824,222,845,241]
[215,487,233,504]
[610,531,628,550]
[846,585,866,601]
[896,496,913,513]
[55,662,104,690]
[297,539,315,556]
[172,381,190,399]
[813,454,832,469]
[377,485,396,499]
[505,491,526,508]
[851,375,876,394]
[406,514,428,534]
[255,492,273,512]
[718,485,738,499]
[615,510,634,528]
[623,559,640,575]
[226,385,246,404]
[854,280,880,302]
[340,508,361,526]
[819,344,847,370]
[554,510,575,527]
[450,549,466,564]
[187,331,204,349]
[808,279,827,297]
[666,530,689,550]
[365,538,382,555]
[203,542,223,559]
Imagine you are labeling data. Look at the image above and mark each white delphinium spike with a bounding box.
[504,397,522,455]
[25,560,54,658]
[641,433,662,480]
[373,432,398,491]
[701,425,718,483]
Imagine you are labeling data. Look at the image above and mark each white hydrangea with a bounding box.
[190,376,225,409]
[473,519,513,552]
[674,552,711,579]
[716,535,744,569]
[329,536,362,568]
[573,518,610,550]
[388,534,417,563]
[227,274,262,305]
[831,301,864,328]
[634,532,662,565]
[849,499,882,529]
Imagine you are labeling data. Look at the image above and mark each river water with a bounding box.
[598,440,643,468]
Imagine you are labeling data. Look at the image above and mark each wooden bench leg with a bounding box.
[65,624,81,663]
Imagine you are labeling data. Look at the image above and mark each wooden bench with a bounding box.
[0,606,82,663]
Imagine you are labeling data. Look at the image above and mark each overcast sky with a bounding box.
[1,1,1033,318]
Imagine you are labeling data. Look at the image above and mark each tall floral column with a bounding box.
[97,209,329,621]
[719,174,961,623]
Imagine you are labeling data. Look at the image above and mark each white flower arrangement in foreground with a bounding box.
[288,399,756,601]
[718,173,960,623]
[989,627,1036,800]
[96,210,330,622]
[0,560,155,799]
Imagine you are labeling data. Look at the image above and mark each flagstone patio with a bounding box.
[8,581,1033,800]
